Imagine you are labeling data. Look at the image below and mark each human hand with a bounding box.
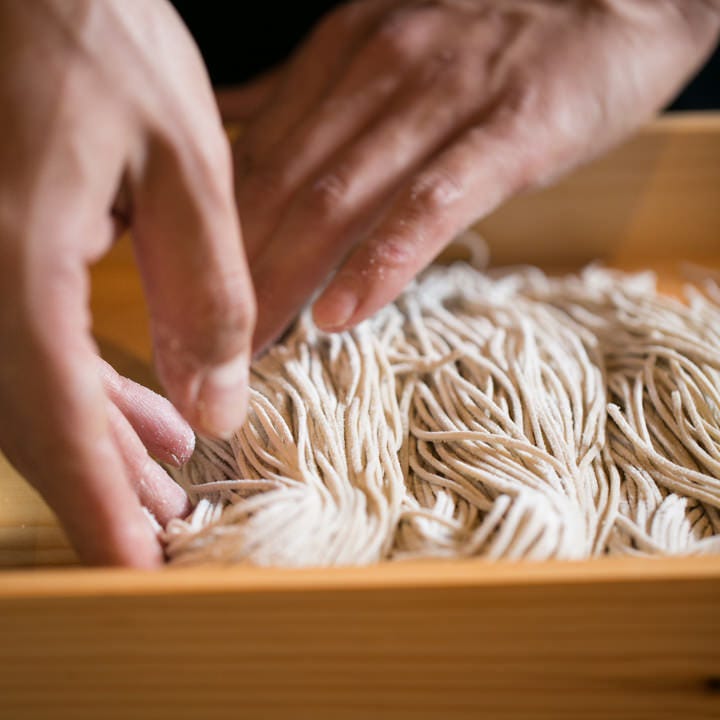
[0,0,256,566]
[231,0,720,352]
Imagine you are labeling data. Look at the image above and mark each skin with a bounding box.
[1,0,718,567]
[222,0,720,353]
[0,0,256,567]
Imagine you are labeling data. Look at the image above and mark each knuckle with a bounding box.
[163,275,257,367]
[307,170,351,221]
[410,170,464,214]
[373,6,440,61]
[207,274,257,342]
[370,233,417,272]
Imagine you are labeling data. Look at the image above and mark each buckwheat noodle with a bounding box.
[164,264,720,566]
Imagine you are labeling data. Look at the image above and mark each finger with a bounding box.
[106,400,191,525]
[98,358,195,467]
[313,117,534,331]
[0,232,163,569]
[236,1,387,166]
[130,123,256,440]
[249,63,480,352]
[237,63,401,266]
[238,2,453,266]
[214,67,283,122]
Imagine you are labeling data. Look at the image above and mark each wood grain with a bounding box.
[1,557,719,720]
[477,113,720,267]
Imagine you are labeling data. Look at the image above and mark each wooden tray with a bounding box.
[1,113,719,720]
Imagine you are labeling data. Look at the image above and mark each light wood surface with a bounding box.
[0,113,719,719]
[1,556,719,720]
[477,113,720,267]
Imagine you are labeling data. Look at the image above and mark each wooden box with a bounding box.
[1,114,719,720]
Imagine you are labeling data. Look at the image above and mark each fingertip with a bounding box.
[102,366,197,467]
[312,234,417,331]
[143,389,197,467]
[168,429,196,467]
[313,283,359,332]
[142,462,193,525]
[193,352,249,439]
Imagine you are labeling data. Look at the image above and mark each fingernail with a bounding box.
[170,431,196,467]
[314,285,358,331]
[195,354,249,439]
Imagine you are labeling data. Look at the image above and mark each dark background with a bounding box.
[171,1,718,110]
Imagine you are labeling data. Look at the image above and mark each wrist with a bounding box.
[599,0,719,89]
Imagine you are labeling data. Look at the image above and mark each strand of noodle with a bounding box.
[165,264,720,565]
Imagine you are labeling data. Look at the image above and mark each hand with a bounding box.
[230,0,720,352]
[0,0,256,566]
